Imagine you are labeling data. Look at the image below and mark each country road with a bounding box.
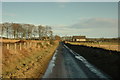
[42,42,111,79]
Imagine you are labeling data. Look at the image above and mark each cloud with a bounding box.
[70,18,118,29]
[53,28,92,36]
[52,17,118,37]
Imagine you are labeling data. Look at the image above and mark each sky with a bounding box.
[1,0,120,2]
[1,1,119,38]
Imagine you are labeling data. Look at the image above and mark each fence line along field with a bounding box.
[1,39,59,78]
[0,22,60,78]
[65,41,120,51]
[2,40,50,51]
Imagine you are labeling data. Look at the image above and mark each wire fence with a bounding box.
[1,41,54,78]
[2,41,50,51]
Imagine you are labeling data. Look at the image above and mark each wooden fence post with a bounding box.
[14,43,17,50]
[20,43,22,50]
[7,44,9,49]
[24,42,26,48]
[30,42,31,47]
[27,42,29,48]
[14,43,17,53]
[42,42,44,46]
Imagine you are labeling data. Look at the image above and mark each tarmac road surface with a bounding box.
[42,42,111,79]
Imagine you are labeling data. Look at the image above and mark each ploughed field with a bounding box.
[65,43,120,79]
[66,41,120,51]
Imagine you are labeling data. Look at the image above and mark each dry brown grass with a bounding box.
[0,39,50,43]
[0,39,20,43]
[66,41,120,51]
[2,40,59,78]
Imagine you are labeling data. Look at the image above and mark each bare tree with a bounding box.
[27,24,34,40]
[22,24,30,40]
[0,24,4,37]
[43,26,50,40]
[32,26,38,40]
[49,30,53,40]
[2,22,12,38]
[12,23,20,39]
[1,22,53,40]
[38,25,45,40]
[46,26,53,40]
[17,24,24,39]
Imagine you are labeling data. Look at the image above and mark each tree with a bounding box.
[55,35,61,40]
[2,22,12,38]
[32,26,38,40]
[1,22,54,40]
[44,26,52,40]
[12,23,20,39]
[22,24,31,40]
[49,30,53,40]
[38,25,45,40]
[17,24,24,39]
[27,24,34,39]
[0,24,4,37]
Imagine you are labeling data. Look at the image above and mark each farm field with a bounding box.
[0,38,51,43]
[1,39,59,78]
[1,2,119,79]
[66,41,120,51]
[65,42,120,79]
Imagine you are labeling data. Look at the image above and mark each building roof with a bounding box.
[72,36,86,39]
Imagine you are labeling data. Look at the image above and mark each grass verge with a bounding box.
[2,41,59,78]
